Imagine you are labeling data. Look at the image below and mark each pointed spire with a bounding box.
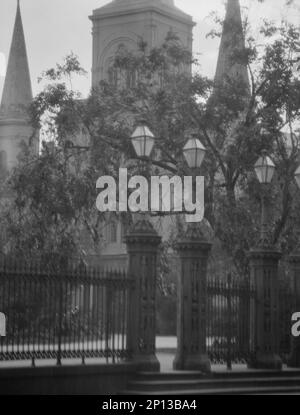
[0,0,33,120]
[214,0,249,88]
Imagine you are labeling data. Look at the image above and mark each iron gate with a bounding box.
[207,274,294,367]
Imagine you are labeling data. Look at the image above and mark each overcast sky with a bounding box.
[0,0,298,98]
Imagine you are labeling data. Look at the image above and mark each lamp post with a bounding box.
[182,135,207,222]
[254,150,276,247]
[248,150,282,370]
[125,122,161,371]
[287,165,300,368]
[173,134,212,372]
[128,126,212,372]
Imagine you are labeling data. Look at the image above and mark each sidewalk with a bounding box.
[157,352,249,373]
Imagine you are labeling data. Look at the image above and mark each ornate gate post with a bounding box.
[248,248,282,370]
[287,253,300,368]
[173,225,212,373]
[125,219,161,372]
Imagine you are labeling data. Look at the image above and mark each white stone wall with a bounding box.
[0,121,38,170]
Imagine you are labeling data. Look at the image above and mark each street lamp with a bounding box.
[130,126,207,222]
[254,150,276,247]
[183,136,206,170]
[254,150,276,184]
[182,135,206,229]
[130,123,155,158]
[129,124,211,374]
[130,122,155,221]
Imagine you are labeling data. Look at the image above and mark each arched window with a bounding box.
[108,63,120,87]
[0,151,8,173]
[107,43,137,88]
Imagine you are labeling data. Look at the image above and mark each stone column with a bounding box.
[125,219,161,372]
[173,225,212,373]
[248,248,282,370]
[287,253,300,368]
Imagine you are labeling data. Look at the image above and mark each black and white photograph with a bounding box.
[0,0,300,401]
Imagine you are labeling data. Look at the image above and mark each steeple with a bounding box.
[0,1,38,172]
[214,0,249,88]
[0,0,33,120]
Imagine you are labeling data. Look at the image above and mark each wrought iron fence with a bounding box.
[279,279,295,363]
[207,274,256,367]
[207,274,295,367]
[0,260,295,368]
[0,261,134,366]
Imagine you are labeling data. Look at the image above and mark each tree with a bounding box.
[1,15,299,280]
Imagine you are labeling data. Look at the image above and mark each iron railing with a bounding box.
[207,274,256,367]
[206,274,295,367]
[279,279,295,362]
[0,261,134,366]
[0,261,294,368]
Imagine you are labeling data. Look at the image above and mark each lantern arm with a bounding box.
[130,155,179,175]
[155,140,178,166]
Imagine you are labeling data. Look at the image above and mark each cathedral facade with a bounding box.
[90,0,195,86]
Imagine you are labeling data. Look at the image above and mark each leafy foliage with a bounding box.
[0,15,299,280]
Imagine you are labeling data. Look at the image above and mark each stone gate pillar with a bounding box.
[125,219,161,372]
[287,253,300,368]
[248,248,282,370]
[173,225,212,373]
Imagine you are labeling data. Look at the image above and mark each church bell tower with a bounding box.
[89,0,195,87]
